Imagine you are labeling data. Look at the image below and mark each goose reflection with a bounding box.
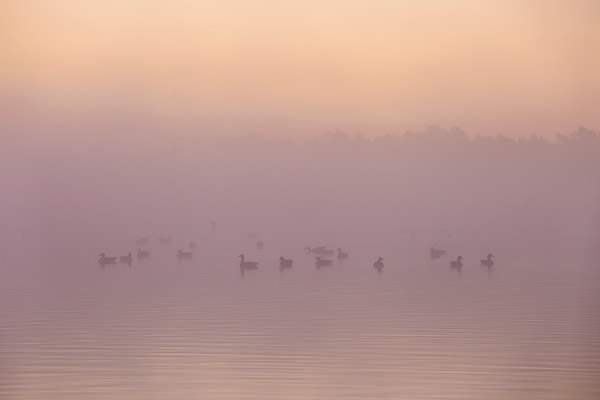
[315,256,334,268]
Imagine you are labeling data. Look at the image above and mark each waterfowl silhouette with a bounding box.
[278,256,294,269]
[189,241,197,249]
[480,253,494,267]
[257,241,264,251]
[120,252,133,265]
[137,248,150,259]
[450,256,463,268]
[336,248,349,262]
[177,250,193,260]
[315,256,334,268]
[307,246,334,256]
[373,257,384,270]
[98,253,117,265]
[306,246,326,254]
[210,220,217,231]
[430,246,446,260]
[238,254,258,270]
[306,245,323,253]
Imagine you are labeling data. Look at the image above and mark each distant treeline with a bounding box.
[2,125,599,255]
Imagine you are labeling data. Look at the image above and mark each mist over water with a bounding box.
[3,126,599,256]
[1,126,600,399]
[3,1,600,396]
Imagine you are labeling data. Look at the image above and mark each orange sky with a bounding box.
[1,0,599,138]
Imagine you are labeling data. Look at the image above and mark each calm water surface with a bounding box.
[1,243,599,399]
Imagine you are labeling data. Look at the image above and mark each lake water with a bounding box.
[1,239,599,399]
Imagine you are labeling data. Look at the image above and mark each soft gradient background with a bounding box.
[1,3,600,399]
[1,0,599,139]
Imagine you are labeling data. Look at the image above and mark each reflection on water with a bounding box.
[1,248,599,399]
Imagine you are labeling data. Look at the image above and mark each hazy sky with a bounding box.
[1,0,599,138]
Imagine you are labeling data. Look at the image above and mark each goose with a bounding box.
[336,248,349,261]
[306,245,325,253]
[430,246,446,260]
[315,256,334,268]
[98,252,117,265]
[177,250,193,260]
[305,246,333,256]
[278,256,294,269]
[189,241,197,249]
[373,257,384,270]
[137,248,150,259]
[314,247,334,256]
[120,252,133,264]
[480,253,494,267]
[238,254,258,270]
[450,256,463,268]
[257,240,264,251]
[210,220,217,231]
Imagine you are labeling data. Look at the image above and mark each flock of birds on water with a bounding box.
[98,229,496,274]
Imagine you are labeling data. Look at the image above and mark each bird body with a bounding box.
[99,252,117,265]
[177,250,193,260]
[137,248,150,259]
[189,241,197,249]
[430,246,446,260]
[450,256,463,268]
[373,257,384,270]
[257,241,264,251]
[315,256,334,268]
[314,247,334,256]
[278,256,294,269]
[336,248,349,261]
[120,252,133,264]
[239,254,258,269]
[480,253,494,267]
[305,246,334,256]
[305,245,323,254]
